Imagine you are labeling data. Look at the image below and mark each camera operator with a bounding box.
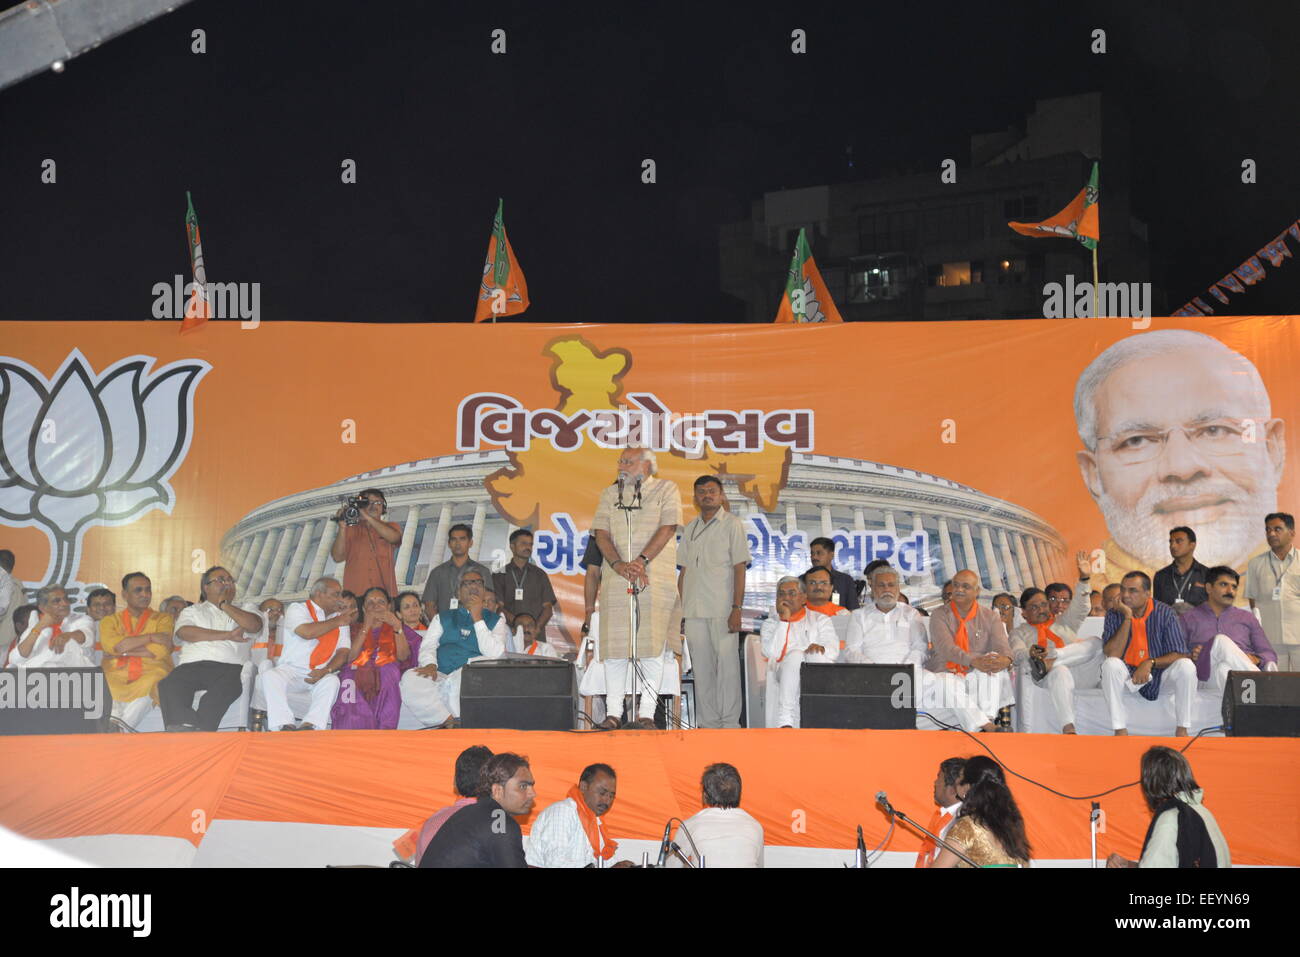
[330,488,402,599]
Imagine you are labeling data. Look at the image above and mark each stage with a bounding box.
[0,727,1294,867]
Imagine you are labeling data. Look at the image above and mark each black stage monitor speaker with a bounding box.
[460,658,576,730]
[799,663,915,730]
[1222,671,1300,737]
[0,668,110,735]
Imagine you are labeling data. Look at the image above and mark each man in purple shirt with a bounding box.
[1179,566,1277,692]
[416,744,493,861]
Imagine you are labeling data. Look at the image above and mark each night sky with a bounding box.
[1,0,1297,323]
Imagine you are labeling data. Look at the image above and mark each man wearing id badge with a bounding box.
[494,528,558,644]
[1247,513,1299,670]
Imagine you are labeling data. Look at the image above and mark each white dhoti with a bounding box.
[398,667,465,727]
[1036,638,1103,728]
[251,659,274,711]
[765,649,834,728]
[1100,656,1196,731]
[261,664,340,730]
[923,668,1015,733]
[111,696,154,728]
[1199,636,1271,694]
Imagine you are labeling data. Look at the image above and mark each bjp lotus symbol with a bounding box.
[0,350,210,583]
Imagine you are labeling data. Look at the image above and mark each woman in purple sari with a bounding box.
[331,586,422,730]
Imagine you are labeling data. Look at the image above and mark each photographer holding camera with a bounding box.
[330,488,402,600]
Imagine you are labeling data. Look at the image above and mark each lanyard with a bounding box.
[1269,550,1294,588]
[690,517,718,542]
[509,562,529,590]
[1172,566,1196,601]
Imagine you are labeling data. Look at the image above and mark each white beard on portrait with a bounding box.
[1098,477,1277,571]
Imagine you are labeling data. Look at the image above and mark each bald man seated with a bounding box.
[923,569,1015,733]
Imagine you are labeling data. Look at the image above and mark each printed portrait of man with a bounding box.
[1073,329,1286,588]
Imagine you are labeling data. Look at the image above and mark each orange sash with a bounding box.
[567,784,617,860]
[946,602,977,675]
[305,601,343,669]
[526,641,539,655]
[776,607,808,662]
[1124,599,1153,667]
[915,807,955,867]
[807,601,845,616]
[353,623,397,669]
[114,609,154,682]
[1029,619,1065,650]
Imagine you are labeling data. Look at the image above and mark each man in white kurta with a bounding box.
[262,578,352,731]
[1008,556,1099,733]
[591,449,682,729]
[760,576,837,728]
[400,569,508,728]
[514,613,562,659]
[249,598,285,715]
[526,764,620,867]
[9,585,95,668]
[844,565,929,669]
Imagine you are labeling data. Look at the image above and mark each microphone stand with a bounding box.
[883,800,980,869]
[614,474,645,725]
[1090,802,1101,869]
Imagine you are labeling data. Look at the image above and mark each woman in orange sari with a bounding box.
[330,586,422,729]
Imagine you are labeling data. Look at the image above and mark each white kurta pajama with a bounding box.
[760,609,838,728]
[592,475,682,720]
[10,611,96,668]
[1009,586,1101,729]
[398,614,508,727]
[261,600,350,730]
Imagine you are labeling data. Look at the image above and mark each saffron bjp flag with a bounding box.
[180,191,211,334]
[1009,161,1099,251]
[474,198,530,322]
[773,228,843,324]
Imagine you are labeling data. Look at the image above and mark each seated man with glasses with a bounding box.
[400,569,509,729]
[159,566,263,732]
[330,487,402,599]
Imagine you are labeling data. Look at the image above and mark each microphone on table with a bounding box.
[656,820,672,867]
[875,791,896,817]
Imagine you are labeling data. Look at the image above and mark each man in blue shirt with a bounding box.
[1100,571,1196,737]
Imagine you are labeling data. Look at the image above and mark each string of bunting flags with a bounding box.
[1172,219,1299,316]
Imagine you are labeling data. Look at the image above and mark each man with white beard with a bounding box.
[1073,330,1285,599]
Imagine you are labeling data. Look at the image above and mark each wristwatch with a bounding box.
[638,553,650,565]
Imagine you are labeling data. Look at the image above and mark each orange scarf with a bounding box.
[526,641,539,655]
[114,609,154,682]
[946,602,977,675]
[1029,618,1064,650]
[915,806,956,868]
[807,601,845,616]
[567,784,617,860]
[1124,599,1153,667]
[776,607,808,662]
[352,623,396,703]
[305,601,343,669]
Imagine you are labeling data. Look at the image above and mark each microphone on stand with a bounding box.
[616,475,626,507]
[655,820,672,867]
[855,825,866,868]
[633,476,642,505]
[875,791,896,817]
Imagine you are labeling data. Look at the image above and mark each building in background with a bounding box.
[720,93,1156,321]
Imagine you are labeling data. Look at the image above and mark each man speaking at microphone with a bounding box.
[591,448,682,730]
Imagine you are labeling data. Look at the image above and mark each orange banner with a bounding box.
[0,729,1294,865]
[0,319,1296,647]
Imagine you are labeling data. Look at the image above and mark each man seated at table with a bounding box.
[1008,552,1100,734]
[514,612,562,658]
[1180,566,1277,694]
[392,744,493,864]
[759,576,837,728]
[98,572,175,731]
[670,763,763,868]
[262,577,352,731]
[924,569,1014,733]
[9,585,95,668]
[917,756,967,867]
[400,569,509,729]
[1100,571,1196,737]
[420,752,535,868]
[527,763,623,867]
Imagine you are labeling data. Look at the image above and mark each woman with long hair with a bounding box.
[1107,746,1230,868]
[330,586,422,730]
[932,755,1031,867]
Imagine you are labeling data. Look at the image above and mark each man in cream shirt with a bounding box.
[1247,513,1299,670]
[671,764,763,868]
[160,566,263,731]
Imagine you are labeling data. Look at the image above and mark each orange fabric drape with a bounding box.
[0,730,1295,865]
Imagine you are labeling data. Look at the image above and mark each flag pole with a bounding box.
[1092,245,1099,318]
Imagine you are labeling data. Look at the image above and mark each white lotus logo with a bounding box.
[0,350,210,583]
